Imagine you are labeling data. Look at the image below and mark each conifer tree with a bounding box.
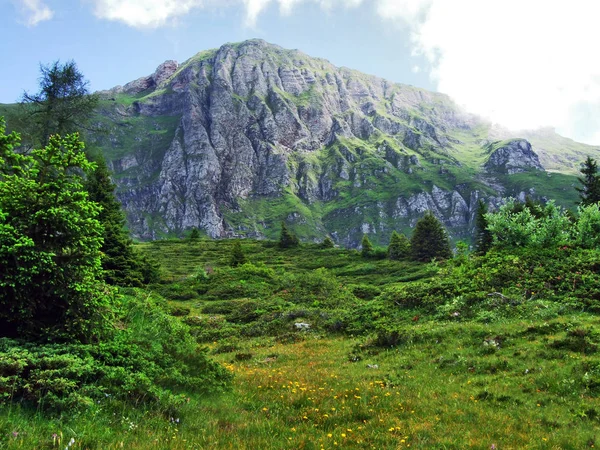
[474,199,493,255]
[387,230,410,260]
[278,222,299,248]
[19,60,98,148]
[189,228,200,241]
[410,212,453,262]
[85,157,159,286]
[0,123,112,340]
[321,236,335,248]
[576,156,600,206]
[361,234,374,257]
[230,240,247,267]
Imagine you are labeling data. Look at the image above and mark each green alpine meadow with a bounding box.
[1,39,600,449]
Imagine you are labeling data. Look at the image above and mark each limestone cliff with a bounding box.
[90,39,580,245]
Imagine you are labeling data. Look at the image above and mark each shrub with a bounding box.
[0,291,231,412]
[573,204,600,249]
[486,199,571,249]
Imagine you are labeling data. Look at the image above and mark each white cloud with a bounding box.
[15,0,54,26]
[374,0,600,145]
[90,0,363,28]
[91,0,210,28]
[242,0,362,26]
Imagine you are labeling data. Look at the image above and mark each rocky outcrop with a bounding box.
[90,39,567,244]
[484,139,544,174]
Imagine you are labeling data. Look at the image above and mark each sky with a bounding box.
[1,0,599,145]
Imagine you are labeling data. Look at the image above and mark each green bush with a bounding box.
[486,199,571,249]
[280,268,355,308]
[0,291,231,412]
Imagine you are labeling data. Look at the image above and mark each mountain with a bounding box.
[4,40,600,246]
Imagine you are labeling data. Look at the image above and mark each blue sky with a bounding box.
[1,0,599,145]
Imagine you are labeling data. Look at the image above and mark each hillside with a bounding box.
[2,39,599,245]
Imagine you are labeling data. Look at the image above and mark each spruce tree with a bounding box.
[230,240,247,267]
[190,228,200,240]
[279,222,299,248]
[474,199,493,255]
[321,236,335,248]
[576,156,600,206]
[0,124,112,340]
[410,212,453,262]
[85,157,158,286]
[387,231,410,260]
[361,234,374,257]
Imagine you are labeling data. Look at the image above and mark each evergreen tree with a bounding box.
[321,236,335,248]
[0,122,113,341]
[576,156,600,206]
[361,234,374,257]
[279,222,299,248]
[230,240,247,267]
[387,230,410,260]
[474,199,493,255]
[189,228,200,240]
[19,60,98,148]
[410,212,453,262]
[85,157,159,286]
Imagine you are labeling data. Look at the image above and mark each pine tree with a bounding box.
[19,60,98,148]
[189,228,200,240]
[279,222,299,248]
[387,231,410,260]
[321,236,335,248]
[230,240,247,267]
[85,157,159,286]
[576,156,600,206]
[410,212,453,262]
[474,199,493,255]
[361,234,374,257]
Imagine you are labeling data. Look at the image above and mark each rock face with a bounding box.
[484,139,544,174]
[90,39,569,245]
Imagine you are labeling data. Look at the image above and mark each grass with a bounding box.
[2,239,600,448]
[3,317,599,448]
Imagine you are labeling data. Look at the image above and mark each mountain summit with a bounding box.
[91,39,597,245]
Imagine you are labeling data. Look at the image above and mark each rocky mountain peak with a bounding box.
[484,139,544,174]
[90,40,585,245]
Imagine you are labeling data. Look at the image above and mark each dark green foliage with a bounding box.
[190,228,200,240]
[85,157,159,286]
[387,231,410,260]
[19,60,98,148]
[278,221,299,248]
[410,212,452,262]
[361,234,374,257]
[0,292,231,412]
[576,156,600,206]
[321,236,335,248]
[474,200,493,255]
[0,121,113,342]
[230,240,247,267]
